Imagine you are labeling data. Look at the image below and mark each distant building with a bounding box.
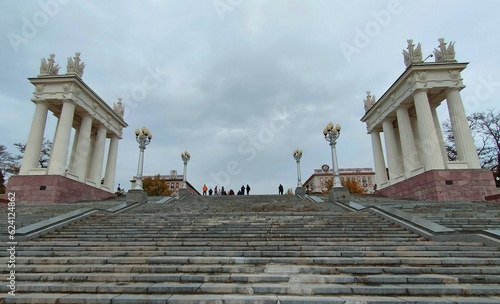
[303,165,375,194]
[142,170,201,196]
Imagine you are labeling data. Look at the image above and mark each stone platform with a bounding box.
[7,175,115,204]
[377,169,497,202]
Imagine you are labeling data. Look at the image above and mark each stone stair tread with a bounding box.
[10,250,500,259]
[12,264,500,276]
[5,293,500,304]
[14,272,500,285]
[7,281,500,296]
[16,241,494,249]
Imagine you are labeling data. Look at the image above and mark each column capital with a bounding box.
[61,98,76,105]
[413,88,429,95]
[382,118,395,125]
[31,98,47,104]
[396,103,410,111]
[445,87,462,94]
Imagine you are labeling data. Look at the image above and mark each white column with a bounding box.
[85,134,96,180]
[396,106,419,176]
[48,100,76,175]
[20,101,48,175]
[89,126,107,186]
[370,131,388,186]
[73,115,93,182]
[104,135,119,190]
[430,106,449,166]
[382,119,402,180]
[446,89,481,168]
[410,117,423,167]
[394,127,404,174]
[413,90,446,170]
[68,126,79,173]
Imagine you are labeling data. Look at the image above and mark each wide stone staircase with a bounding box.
[2,195,500,303]
[351,194,500,233]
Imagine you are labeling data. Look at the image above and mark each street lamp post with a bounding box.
[179,150,190,198]
[181,151,190,189]
[293,148,306,197]
[126,126,152,204]
[293,148,303,187]
[134,127,152,190]
[323,122,350,202]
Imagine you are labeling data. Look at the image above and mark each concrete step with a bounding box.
[5,293,500,304]
[15,240,491,248]
[8,256,500,266]
[13,272,500,285]
[11,249,500,258]
[3,281,500,297]
[13,264,500,276]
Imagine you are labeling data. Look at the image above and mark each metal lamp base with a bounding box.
[295,186,306,197]
[328,187,350,203]
[126,188,148,203]
[178,188,190,199]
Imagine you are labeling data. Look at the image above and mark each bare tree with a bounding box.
[0,145,17,176]
[14,139,52,170]
[0,145,17,193]
[442,109,499,186]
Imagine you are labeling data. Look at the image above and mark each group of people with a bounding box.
[202,184,251,196]
[201,184,291,195]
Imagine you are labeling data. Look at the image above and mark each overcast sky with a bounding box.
[1,0,499,194]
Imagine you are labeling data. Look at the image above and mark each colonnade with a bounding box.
[20,100,121,190]
[19,53,127,193]
[362,39,480,190]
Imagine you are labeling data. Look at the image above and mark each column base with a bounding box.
[328,187,350,203]
[6,175,115,204]
[126,189,148,203]
[295,186,306,197]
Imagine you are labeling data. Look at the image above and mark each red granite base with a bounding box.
[6,175,115,204]
[377,169,497,202]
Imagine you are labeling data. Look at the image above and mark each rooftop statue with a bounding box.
[67,52,85,77]
[363,91,376,112]
[112,98,125,117]
[402,39,423,68]
[434,38,456,62]
[39,54,60,76]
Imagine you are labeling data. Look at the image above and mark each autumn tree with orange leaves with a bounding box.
[142,174,172,196]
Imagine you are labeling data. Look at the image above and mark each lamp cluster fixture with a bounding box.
[181,151,191,163]
[135,127,152,141]
[323,122,341,138]
[293,148,302,160]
